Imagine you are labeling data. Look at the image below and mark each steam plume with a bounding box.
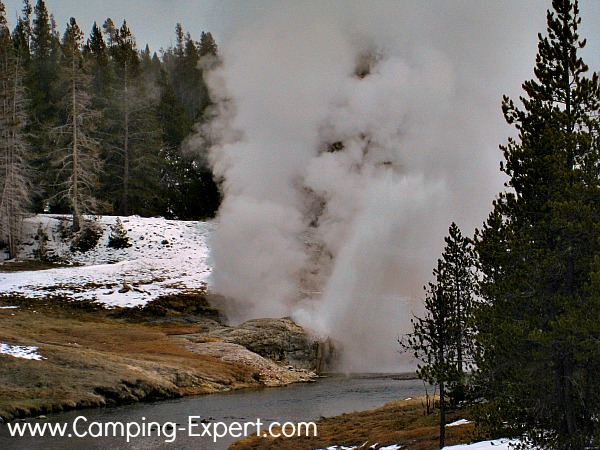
[188,1,546,371]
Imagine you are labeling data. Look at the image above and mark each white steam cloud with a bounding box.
[189,1,546,371]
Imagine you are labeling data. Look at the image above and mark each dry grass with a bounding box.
[0,260,74,272]
[0,295,261,421]
[230,397,476,450]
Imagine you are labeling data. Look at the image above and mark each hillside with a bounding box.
[0,215,319,422]
[1,215,212,307]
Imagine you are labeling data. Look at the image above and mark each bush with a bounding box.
[70,221,102,253]
[107,218,132,249]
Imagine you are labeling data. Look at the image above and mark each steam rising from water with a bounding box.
[188,1,545,371]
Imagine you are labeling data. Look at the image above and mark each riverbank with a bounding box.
[0,293,318,423]
[231,396,477,450]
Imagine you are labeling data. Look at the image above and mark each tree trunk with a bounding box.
[439,380,446,449]
[71,55,80,232]
[122,62,130,216]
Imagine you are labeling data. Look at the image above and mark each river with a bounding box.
[0,374,426,450]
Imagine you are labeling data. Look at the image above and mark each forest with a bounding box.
[0,0,221,258]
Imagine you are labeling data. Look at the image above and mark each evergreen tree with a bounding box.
[26,0,60,210]
[107,217,131,248]
[441,222,476,377]
[52,17,100,231]
[160,24,221,219]
[474,1,600,448]
[84,22,111,100]
[84,21,115,214]
[103,20,163,216]
[0,0,33,259]
[28,0,59,124]
[11,0,31,65]
[163,25,211,121]
[401,223,476,449]
[198,31,217,58]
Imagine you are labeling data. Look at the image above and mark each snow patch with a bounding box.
[447,419,471,427]
[443,439,523,449]
[318,445,403,450]
[0,343,45,360]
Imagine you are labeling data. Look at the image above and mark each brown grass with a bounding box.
[230,397,476,450]
[0,294,261,421]
[0,260,75,272]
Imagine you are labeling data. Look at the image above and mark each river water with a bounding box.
[0,374,425,450]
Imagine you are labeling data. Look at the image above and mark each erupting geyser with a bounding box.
[187,1,544,371]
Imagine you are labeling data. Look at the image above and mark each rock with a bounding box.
[118,281,131,293]
[184,341,317,386]
[184,317,335,371]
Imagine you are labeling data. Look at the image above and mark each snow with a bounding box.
[443,440,523,449]
[316,444,403,450]
[318,442,525,450]
[0,215,213,307]
[447,419,471,427]
[0,343,45,360]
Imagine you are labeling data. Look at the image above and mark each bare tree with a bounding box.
[0,1,34,259]
[52,17,100,231]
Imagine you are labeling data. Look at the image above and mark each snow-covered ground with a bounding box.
[0,215,212,307]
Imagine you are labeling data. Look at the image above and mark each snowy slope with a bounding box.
[0,215,212,307]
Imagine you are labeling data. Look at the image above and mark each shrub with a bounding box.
[107,218,132,249]
[70,221,102,253]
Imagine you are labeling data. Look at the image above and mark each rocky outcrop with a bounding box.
[179,317,335,372]
[183,341,316,386]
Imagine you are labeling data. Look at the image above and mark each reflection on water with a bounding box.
[0,373,424,450]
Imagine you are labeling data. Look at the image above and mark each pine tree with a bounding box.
[198,31,217,58]
[441,223,476,378]
[160,24,221,219]
[84,22,112,101]
[107,217,131,249]
[26,0,60,211]
[401,223,476,449]
[102,20,164,216]
[11,0,31,66]
[474,1,600,448]
[163,25,211,121]
[0,0,33,259]
[51,17,100,231]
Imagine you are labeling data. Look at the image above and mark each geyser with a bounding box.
[188,1,545,371]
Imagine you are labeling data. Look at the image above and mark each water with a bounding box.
[0,374,425,450]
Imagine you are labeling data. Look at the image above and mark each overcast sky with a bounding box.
[0,0,599,70]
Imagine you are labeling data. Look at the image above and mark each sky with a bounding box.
[0,0,599,69]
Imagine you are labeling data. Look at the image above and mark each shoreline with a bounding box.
[0,293,320,423]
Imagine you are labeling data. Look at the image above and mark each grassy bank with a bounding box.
[230,397,476,450]
[0,293,268,422]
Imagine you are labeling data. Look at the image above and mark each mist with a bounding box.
[188,1,547,371]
